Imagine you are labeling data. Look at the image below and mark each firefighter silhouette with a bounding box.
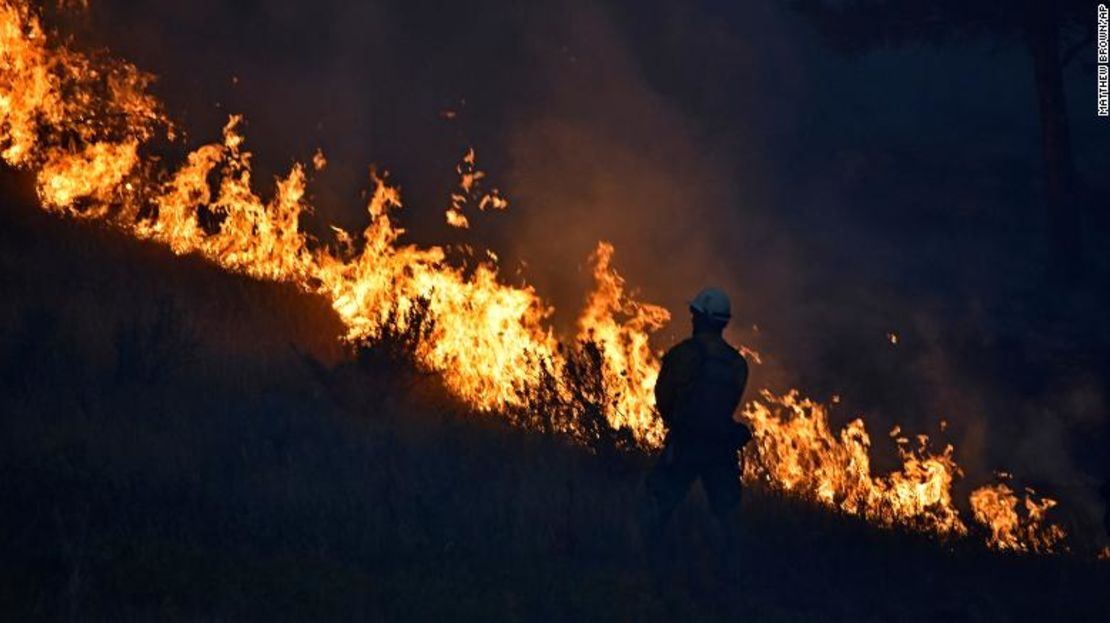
[643,287,751,539]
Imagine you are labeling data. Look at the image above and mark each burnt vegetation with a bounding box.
[113,296,201,386]
[511,339,645,460]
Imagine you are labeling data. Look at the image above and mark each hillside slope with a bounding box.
[2,169,1108,622]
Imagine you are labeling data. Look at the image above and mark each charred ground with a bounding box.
[2,171,1108,622]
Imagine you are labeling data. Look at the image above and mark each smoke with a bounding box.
[52,0,1109,536]
[74,0,798,329]
[494,2,736,326]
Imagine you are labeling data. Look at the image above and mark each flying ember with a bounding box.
[0,0,1067,553]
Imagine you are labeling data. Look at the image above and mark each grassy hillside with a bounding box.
[2,168,1108,622]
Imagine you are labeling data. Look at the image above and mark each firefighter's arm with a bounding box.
[733,355,749,408]
[654,343,696,426]
[731,354,753,445]
[654,349,679,426]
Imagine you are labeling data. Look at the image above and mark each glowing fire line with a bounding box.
[0,0,1068,553]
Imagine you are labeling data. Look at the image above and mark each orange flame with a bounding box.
[0,0,1072,552]
[744,391,965,536]
[969,484,1067,553]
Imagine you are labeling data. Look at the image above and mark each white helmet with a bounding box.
[689,287,731,324]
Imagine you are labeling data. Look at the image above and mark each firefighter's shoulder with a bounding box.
[667,337,701,356]
[715,339,749,377]
[662,338,701,366]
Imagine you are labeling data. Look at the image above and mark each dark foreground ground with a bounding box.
[2,176,1108,622]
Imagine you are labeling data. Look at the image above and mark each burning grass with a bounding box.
[1,198,1108,621]
[0,0,1080,553]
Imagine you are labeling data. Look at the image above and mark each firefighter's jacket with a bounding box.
[654,331,750,450]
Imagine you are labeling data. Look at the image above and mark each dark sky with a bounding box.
[54,0,1110,520]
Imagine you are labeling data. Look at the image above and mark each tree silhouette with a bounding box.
[793,0,1094,281]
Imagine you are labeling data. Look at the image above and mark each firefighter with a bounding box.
[642,286,751,544]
